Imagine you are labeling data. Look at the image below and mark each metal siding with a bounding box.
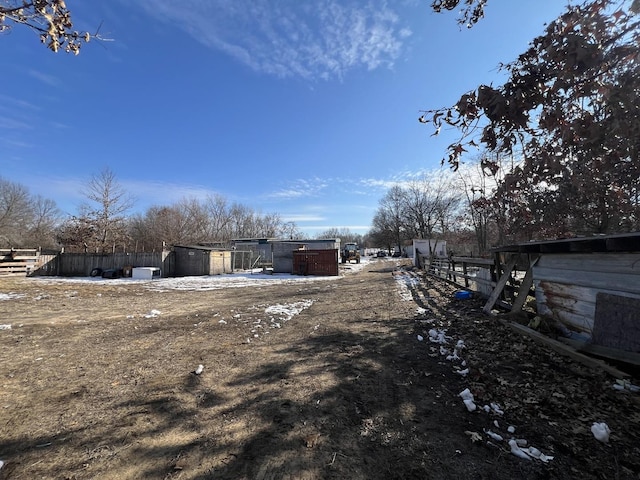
[293,249,339,276]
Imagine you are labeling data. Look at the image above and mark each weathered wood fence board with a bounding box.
[0,249,39,277]
[423,255,497,293]
[53,252,173,277]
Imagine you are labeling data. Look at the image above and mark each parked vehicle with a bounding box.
[376,250,387,257]
[341,243,361,264]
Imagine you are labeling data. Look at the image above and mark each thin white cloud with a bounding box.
[0,95,39,111]
[133,0,411,80]
[0,116,31,130]
[119,180,221,206]
[0,137,33,148]
[268,177,329,199]
[281,213,326,223]
[28,70,61,87]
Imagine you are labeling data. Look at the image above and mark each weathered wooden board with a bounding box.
[593,293,640,353]
[534,266,640,294]
[504,320,629,379]
[483,256,518,314]
[534,279,640,336]
[536,253,640,274]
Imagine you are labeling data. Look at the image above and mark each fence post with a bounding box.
[462,261,469,288]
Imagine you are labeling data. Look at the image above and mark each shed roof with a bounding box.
[173,244,231,251]
[232,238,338,244]
[492,232,640,254]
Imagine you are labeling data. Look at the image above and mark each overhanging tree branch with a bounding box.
[0,0,111,54]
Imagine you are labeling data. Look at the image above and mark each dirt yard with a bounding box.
[1,259,639,480]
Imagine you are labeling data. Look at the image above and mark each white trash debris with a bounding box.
[0,324,11,330]
[463,399,477,412]
[459,388,474,400]
[459,388,477,412]
[507,425,516,434]
[613,379,640,393]
[525,446,554,462]
[591,422,610,443]
[428,328,448,344]
[417,335,424,341]
[509,439,532,460]
[195,365,204,375]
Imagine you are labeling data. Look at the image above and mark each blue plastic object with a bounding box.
[454,290,472,300]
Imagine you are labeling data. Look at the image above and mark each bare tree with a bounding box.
[0,177,32,245]
[128,196,294,250]
[79,168,134,252]
[279,221,303,240]
[315,227,362,245]
[203,194,233,241]
[403,171,459,242]
[24,195,61,248]
[372,185,407,253]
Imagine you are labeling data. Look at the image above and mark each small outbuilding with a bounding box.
[491,232,640,356]
[412,239,447,267]
[233,238,340,274]
[173,245,232,276]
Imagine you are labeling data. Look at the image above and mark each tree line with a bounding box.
[0,169,306,252]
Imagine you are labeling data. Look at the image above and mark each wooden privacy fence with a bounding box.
[0,248,40,277]
[55,251,172,277]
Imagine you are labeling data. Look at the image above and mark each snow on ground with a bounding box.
[0,257,395,335]
[10,256,382,293]
[24,271,335,292]
[393,268,422,303]
[0,292,26,301]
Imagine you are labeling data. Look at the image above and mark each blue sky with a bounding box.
[1,0,569,237]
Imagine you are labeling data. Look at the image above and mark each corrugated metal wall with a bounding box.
[293,249,339,276]
[273,240,339,273]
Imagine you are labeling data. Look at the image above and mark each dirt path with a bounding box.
[0,261,639,479]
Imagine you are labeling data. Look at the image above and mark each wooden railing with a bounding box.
[421,253,537,314]
[423,255,496,294]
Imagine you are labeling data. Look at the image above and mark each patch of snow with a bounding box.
[0,292,25,301]
[265,300,314,322]
[26,271,344,293]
